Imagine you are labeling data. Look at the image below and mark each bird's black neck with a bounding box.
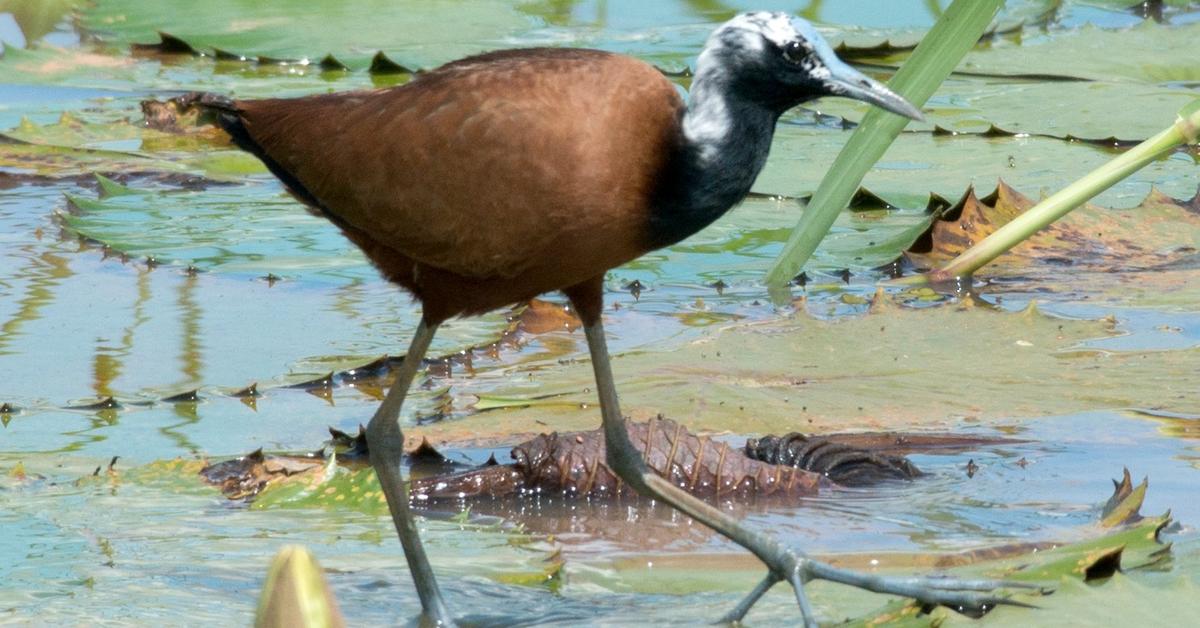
[647,77,780,249]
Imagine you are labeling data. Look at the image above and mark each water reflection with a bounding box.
[177,271,204,389]
[0,249,71,357]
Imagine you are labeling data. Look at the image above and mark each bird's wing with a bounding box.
[232,49,683,280]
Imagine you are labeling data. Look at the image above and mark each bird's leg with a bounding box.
[365,317,454,627]
[578,316,1035,624]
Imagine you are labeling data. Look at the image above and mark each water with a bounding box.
[2,410,1196,625]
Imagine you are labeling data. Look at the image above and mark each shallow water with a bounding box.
[2,410,1197,625]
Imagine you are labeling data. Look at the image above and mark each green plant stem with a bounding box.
[764,0,1003,296]
[892,99,1200,286]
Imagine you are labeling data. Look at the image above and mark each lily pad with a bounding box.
[60,177,372,281]
[812,78,1200,146]
[847,515,1179,626]
[77,0,537,69]
[957,21,1200,83]
[905,181,1200,293]
[414,298,1200,444]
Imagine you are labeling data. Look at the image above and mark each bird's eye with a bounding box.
[782,41,806,64]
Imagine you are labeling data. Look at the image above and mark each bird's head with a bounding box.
[697,12,923,121]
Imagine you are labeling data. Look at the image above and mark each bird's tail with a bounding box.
[148,92,328,213]
[148,92,259,161]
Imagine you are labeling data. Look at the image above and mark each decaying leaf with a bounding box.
[200,449,326,500]
[1101,467,1148,528]
[409,417,831,502]
[194,416,1053,515]
[905,180,1200,275]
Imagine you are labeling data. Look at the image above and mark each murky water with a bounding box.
[2,0,1199,624]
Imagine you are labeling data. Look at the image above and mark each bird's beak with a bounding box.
[820,57,925,122]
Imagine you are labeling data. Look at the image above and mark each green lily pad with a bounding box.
[251,458,387,514]
[415,299,1199,444]
[958,21,1200,83]
[0,134,180,178]
[59,177,372,281]
[811,78,1200,144]
[5,111,153,149]
[847,515,1179,626]
[77,0,536,68]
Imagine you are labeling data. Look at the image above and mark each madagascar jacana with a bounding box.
[206,11,1024,626]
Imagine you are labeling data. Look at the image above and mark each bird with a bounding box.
[201,11,1025,626]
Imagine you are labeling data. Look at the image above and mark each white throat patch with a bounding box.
[681,87,730,162]
[682,47,733,163]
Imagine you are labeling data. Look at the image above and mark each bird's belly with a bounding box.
[342,220,647,321]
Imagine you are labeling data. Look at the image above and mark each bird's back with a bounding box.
[227,49,684,314]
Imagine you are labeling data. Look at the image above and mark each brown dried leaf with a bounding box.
[200,450,325,500]
[1101,467,1147,528]
[905,181,1200,276]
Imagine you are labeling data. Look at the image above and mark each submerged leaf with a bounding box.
[492,555,565,592]
[514,298,582,334]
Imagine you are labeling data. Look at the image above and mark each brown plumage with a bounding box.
[228,49,681,322]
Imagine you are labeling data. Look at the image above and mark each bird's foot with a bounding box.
[721,551,1044,626]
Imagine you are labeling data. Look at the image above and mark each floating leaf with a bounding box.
[251,462,388,515]
[956,21,1200,84]
[423,298,1199,444]
[842,514,1173,625]
[904,181,1200,278]
[493,553,564,592]
[0,0,80,48]
[59,179,372,280]
[77,0,535,69]
[472,393,581,412]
